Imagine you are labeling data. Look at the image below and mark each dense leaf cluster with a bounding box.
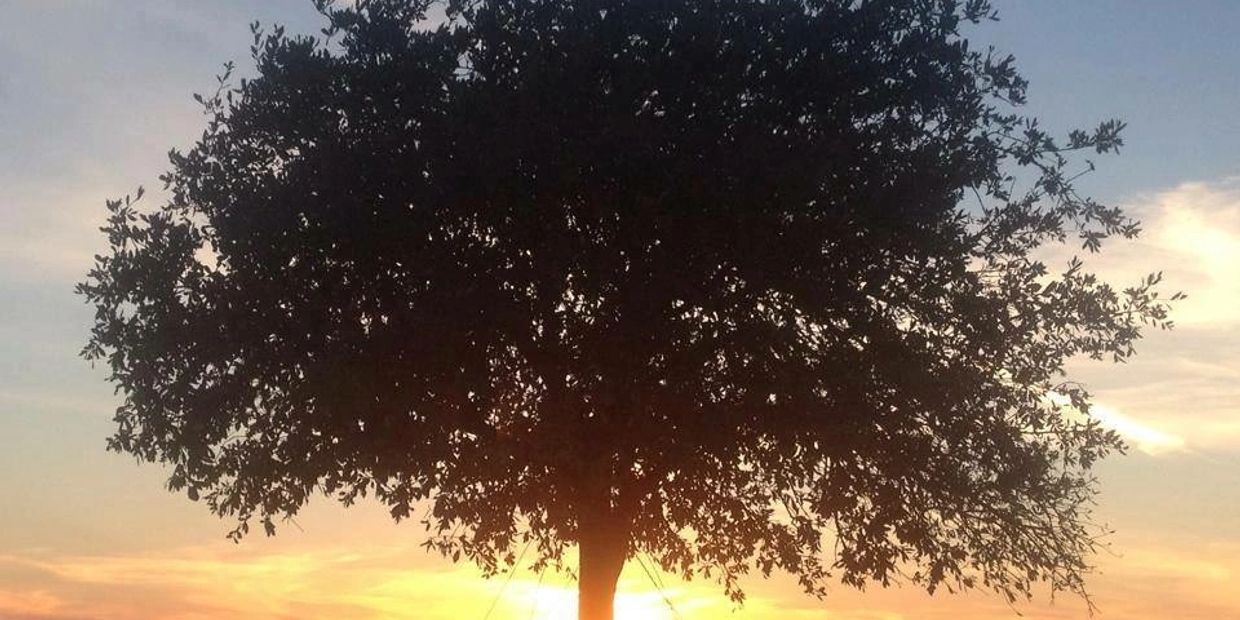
[81,0,1176,607]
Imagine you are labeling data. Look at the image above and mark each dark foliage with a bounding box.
[80,0,1176,611]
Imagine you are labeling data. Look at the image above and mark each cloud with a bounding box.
[1088,402,1187,455]
[1044,391,1187,456]
[1040,178,1240,453]
[1076,347,1240,452]
[1142,180,1240,326]
[1061,178,1240,327]
[0,588,67,619]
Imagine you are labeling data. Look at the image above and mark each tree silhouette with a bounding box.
[79,1,1176,618]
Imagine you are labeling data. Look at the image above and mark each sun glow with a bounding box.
[518,583,681,620]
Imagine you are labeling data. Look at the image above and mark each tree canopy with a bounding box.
[80,0,1176,617]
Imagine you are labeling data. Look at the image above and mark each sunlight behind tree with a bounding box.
[521,584,678,620]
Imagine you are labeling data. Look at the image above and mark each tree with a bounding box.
[79,1,1177,618]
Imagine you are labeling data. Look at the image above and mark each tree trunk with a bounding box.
[578,522,627,620]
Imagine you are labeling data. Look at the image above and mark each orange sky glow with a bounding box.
[3,534,1237,620]
[2,497,1237,620]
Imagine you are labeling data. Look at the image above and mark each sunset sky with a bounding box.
[2,1,1239,618]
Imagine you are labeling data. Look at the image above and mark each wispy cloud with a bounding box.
[1042,178,1240,452]
[1045,391,1187,456]
[0,588,68,619]
[1089,402,1187,455]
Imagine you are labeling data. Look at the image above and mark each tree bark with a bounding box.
[578,520,627,620]
[575,459,630,620]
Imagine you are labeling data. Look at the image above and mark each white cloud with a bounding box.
[1088,402,1186,455]
[1046,392,1187,456]
[1041,178,1240,453]
[1143,181,1240,325]
[1059,178,1240,327]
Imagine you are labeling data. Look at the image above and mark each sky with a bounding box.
[1,0,1239,618]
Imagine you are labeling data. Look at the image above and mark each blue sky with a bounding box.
[2,1,1239,618]
[983,0,1240,196]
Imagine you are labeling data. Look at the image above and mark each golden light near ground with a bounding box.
[5,527,1240,619]
[493,561,721,620]
[514,582,680,620]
